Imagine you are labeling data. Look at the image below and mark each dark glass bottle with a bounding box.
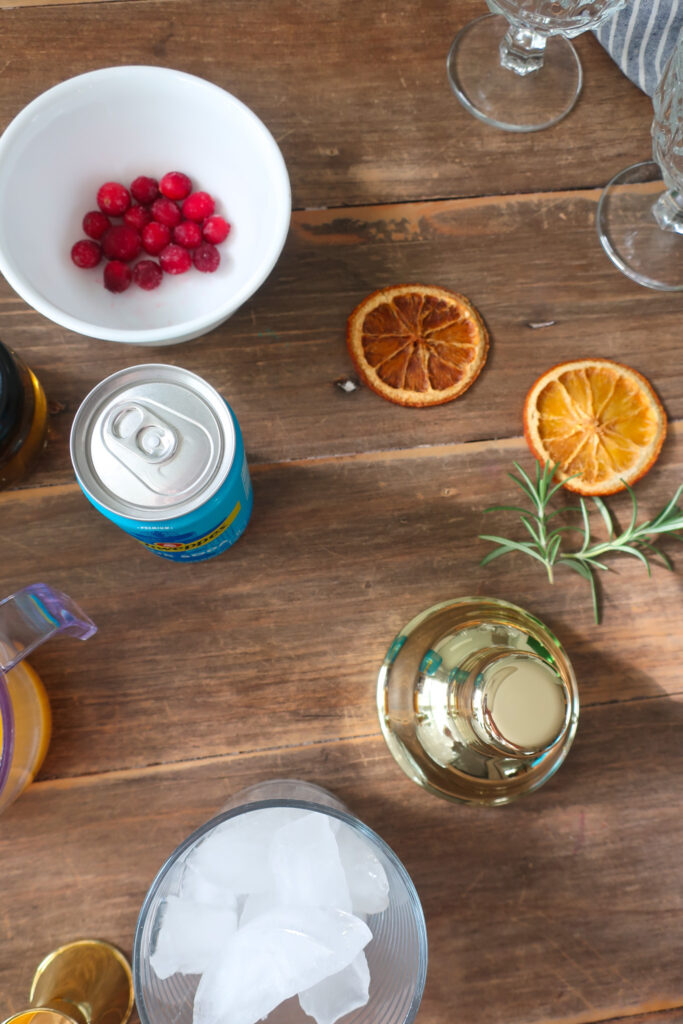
[0,342,48,488]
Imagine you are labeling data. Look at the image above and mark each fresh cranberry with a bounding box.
[141,221,172,255]
[124,205,152,231]
[150,197,182,228]
[133,260,163,291]
[104,260,132,293]
[97,181,131,216]
[193,242,220,273]
[160,171,192,201]
[159,244,192,275]
[130,176,159,205]
[173,220,202,249]
[71,239,102,268]
[202,215,230,244]
[102,224,142,262]
[82,210,110,240]
[182,191,215,222]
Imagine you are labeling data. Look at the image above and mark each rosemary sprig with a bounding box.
[480,461,683,623]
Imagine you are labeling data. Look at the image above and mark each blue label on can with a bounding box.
[82,404,253,562]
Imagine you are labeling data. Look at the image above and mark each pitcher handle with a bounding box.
[0,583,97,673]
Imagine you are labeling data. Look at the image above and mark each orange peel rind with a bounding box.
[523,358,667,495]
[346,283,489,408]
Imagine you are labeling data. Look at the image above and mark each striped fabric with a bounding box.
[596,0,683,95]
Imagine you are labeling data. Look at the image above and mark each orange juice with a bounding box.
[0,659,51,812]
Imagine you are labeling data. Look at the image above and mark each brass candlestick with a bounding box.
[2,940,133,1024]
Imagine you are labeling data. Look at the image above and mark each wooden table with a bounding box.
[1,2,682,1023]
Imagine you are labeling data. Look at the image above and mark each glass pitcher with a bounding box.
[0,583,96,814]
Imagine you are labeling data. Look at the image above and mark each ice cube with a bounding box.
[239,891,274,927]
[269,812,352,912]
[335,824,389,915]
[150,894,238,980]
[181,861,239,910]
[193,906,371,1024]
[299,952,370,1024]
[186,808,304,894]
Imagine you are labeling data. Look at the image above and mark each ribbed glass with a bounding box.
[487,0,626,37]
[652,30,683,193]
[134,796,427,1024]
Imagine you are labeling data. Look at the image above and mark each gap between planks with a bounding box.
[2,422,681,505]
[31,730,383,791]
[530,1002,683,1024]
[0,433,527,503]
[0,0,157,9]
[23,688,683,794]
[296,183,617,220]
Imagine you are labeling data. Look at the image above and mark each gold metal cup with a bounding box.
[2,940,133,1024]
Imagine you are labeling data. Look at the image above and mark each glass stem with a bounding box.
[499,24,548,76]
[652,188,683,235]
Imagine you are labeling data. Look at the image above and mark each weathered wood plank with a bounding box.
[0,0,653,210]
[1,190,681,489]
[1,708,682,1024]
[605,1015,683,1024]
[0,429,681,780]
[0,0,137,9]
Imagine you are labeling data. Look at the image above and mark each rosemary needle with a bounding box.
[480,461,683,623]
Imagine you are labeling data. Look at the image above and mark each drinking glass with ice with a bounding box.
[133,781,427,1024]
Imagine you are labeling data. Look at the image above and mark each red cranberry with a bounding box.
[159,244,192,275]
[124,205,152,231]
[202,215,230,244]
[71,239,102,268]
[97,182,130,216]
[133,260,163,291]
[173,220,202,249]
[193,242,220,273]
[182,191,215,222]
[141,221,171,255]
[130,176,159,205]
[82,210,110,240]
[160,171,192,201]
[151,197,182,228]
[102,224,142,262]
[104,260,132,293]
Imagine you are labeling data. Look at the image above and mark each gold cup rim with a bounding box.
[3,1011,81,1024]
[30,939,133,1024]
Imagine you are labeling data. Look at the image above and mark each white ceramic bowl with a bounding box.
[0,66,291,345]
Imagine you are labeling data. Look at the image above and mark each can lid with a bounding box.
[0,341,23,446]
[70,365,236,521]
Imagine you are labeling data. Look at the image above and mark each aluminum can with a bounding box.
[70,365,253,562]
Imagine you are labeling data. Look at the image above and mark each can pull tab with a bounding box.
[108,404,178,463]
[102,401,215,496]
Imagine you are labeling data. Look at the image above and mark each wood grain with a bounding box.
[1,189,681,489]
[1,709,682,1024]
[0,0,135,8]
[0,429,681,781]
[1,5,681,1024]
[0,0,653,209]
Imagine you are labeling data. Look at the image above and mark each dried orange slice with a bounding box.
[523,358,666,495]
[346,284,489,407]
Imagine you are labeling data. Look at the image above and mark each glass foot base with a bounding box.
[30,940,134,1024]
[597,161,683,291]
[377,598,579,805]
[447,14,582,132]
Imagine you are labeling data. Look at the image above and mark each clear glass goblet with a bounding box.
[597,30,683,290]
[447,0,626,132]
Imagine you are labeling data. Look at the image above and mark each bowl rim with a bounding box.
[0,65,291,344]
[132,798,429,1024]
